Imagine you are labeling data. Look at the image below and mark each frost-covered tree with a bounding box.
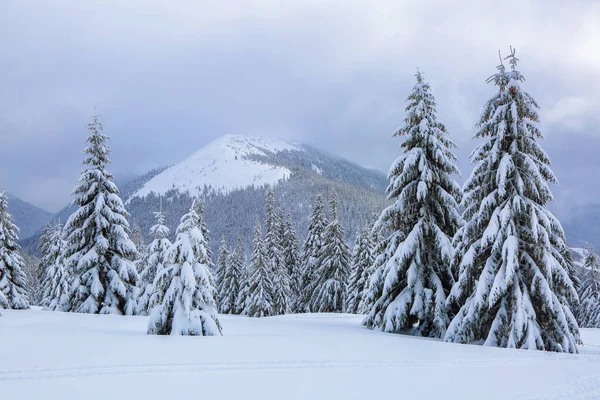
[219,238,245,314]
[40,223,69,310]
[215,238,229,310]
[242,223,274,317]
[194,200,214,270]
[345,224,375,314]
[363,71,462,337]
[308,192,351,313]
[61,115,139,315]
[22,252,44,306]
[577,246,600,328]
[298,195,328,312]
[0,191,30,310]
[445,49,579,353]
[357,231,384,314]
[235,260,251,315]
[131,223,147,273]
[263,190,290,315]
[137,208,172,315]
[282,213,301,310]
[147,201,222,336]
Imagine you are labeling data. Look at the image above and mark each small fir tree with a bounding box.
[577,246,600,328]
[137,208,172,315]
[147,201,222,336]
[298,195,328,312]
[40,222,69,310]
[345,224,375,314]
[242,222,274,317]
[219,238,245,314]
[308,192,351,313]
[215,238,229,311]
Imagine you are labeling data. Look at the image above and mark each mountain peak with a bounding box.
[130,134,302,200]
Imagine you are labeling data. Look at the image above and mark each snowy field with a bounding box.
[3,310,600,400]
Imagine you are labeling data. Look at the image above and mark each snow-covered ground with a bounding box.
[3,309,600,400]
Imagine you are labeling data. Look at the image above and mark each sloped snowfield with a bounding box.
[2,309,600,400]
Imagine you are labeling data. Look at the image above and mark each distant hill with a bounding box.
[6,194,53,239]
[560,204,600,250]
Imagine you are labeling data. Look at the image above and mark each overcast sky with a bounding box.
[1,0,599,214]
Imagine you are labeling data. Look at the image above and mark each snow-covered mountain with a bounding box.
[124,134,387,254]
[130,135,302,200]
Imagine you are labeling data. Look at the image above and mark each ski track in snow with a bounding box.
[0,357,568,382]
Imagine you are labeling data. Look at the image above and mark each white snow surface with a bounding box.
[4,309,600,399]
[129,135,301,200]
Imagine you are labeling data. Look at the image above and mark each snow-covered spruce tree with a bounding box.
[40,222,70,310]
[194,200,214,271]
[445,49,579,352]
[282,213,301,310]
[131,223,147,272]
[345,224,375,314]
[137,209,172,315]
[219,238,245,314]
[235,260,250,314]
[147,200,222,336]
[61,115,139,315]
[357,218,380,314]
[308,192,351,313]
[263,189,291,315]
[363,71,462,337]
[242,222,274,317]
[577,246,600,328]
[0,191,30,310]
[297,194,328,312]
[215,238,229,311]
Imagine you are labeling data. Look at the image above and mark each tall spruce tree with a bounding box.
[357,218,381,314]
[309,192,351,313]
[215,238,229,311]
[219,238,245,314]
[363,71,462,337]
[263,190,290,315]
[195,200,214,270]
[40,222,69,310]
[577,246,600,328]
[147,201,222,336]
[235,259,251,315]
[445,49,579,352]
[0,191,30,310]
[346,224,375,314]
[283,213,301,311]
[61,115,139,315]
[137,208,172,315]
[131,224,147,273]
[298,194,328,312]
[242,222,274,317]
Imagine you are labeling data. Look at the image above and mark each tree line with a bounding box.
[1,48,599,354]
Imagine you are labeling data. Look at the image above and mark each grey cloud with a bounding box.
[0,0,598,212]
